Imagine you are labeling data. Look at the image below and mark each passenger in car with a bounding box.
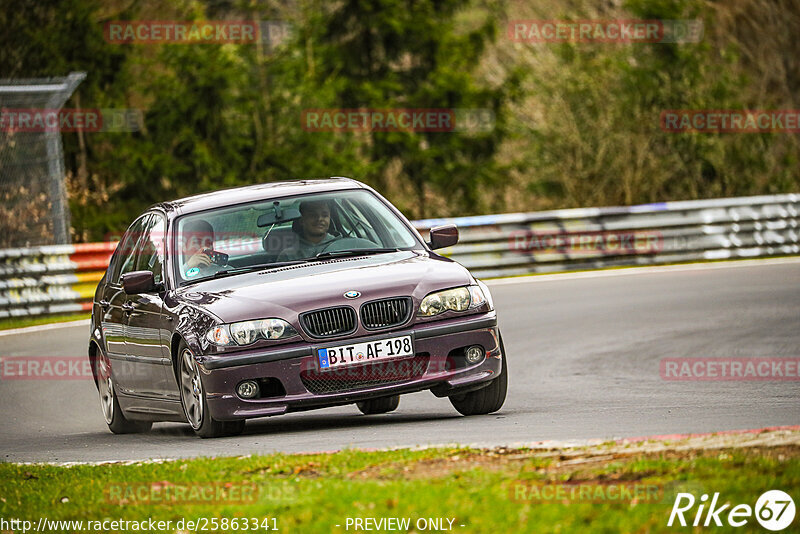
[182,219,230,276]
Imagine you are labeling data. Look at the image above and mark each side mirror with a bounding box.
[121,270,157,294]
[428,224,459,250]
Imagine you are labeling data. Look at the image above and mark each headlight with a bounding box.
[230,321,259,345]
[418,285,488,317]
[469,285,487,308]
[206,318,298,346]
[206,325,231,345]
[475,280,493,310]
[261,318,296,339]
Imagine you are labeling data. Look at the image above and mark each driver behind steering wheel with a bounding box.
[277,199,375,261]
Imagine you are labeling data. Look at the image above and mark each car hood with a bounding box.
[173,251,473,324]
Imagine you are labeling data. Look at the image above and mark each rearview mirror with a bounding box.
[257,207,301,227]
[121,270,157,294]
[428,224,459,250]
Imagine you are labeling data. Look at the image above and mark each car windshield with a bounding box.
[174,189,422,284]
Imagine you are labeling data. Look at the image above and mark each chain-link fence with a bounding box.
[0,72,85,248]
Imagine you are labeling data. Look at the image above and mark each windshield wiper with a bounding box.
[209,260,308,279]
[310,248,401,261]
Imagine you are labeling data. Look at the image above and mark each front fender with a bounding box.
[172,305,218,362]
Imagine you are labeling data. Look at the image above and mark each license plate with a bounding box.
[317,335,414,370]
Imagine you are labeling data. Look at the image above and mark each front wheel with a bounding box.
[357,395,400,415]
[178,342,245,438]
[449,335,508,416]
[95,350,152,434]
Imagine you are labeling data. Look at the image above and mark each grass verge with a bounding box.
[2,432,798,533]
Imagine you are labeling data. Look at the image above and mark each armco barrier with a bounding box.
[1,194,798,318]
[415,194,800,279]
[0,242,116,318]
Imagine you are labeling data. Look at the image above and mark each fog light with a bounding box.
[237,380,260,399]
[465,345,484,364]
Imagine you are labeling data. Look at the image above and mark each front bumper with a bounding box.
[196,312,502,420]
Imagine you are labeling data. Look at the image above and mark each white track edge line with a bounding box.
[484,256,800,286]
[0,319,90,337]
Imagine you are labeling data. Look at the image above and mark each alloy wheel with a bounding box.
[97,358,114,424]
[180,349,204,429]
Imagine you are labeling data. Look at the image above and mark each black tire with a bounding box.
[177,340,245,439]
[95,349,152,434]
[357,395,400,415]
[449,335,508,416]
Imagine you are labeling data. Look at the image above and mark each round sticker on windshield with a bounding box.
[186,267,200,278]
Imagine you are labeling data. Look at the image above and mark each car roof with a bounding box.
[155,177,368,216]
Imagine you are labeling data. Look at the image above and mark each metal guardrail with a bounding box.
[1,194,798,318]
[0,243,115,318]
[416,194,800,278]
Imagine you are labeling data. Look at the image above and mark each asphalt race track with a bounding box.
[1,259,798,463]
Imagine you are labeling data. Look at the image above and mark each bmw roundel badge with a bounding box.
[344,290,361,299]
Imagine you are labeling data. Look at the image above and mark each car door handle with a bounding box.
[122,302,135,313]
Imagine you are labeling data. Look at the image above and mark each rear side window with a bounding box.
[110,215,147,284]
[135,213,166,284]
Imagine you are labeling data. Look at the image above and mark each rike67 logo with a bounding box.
[669,490,795,530]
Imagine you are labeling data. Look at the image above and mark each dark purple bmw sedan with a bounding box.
[89,178,507,437]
